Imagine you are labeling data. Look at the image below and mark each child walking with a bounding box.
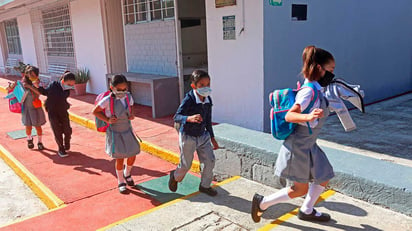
[26,71,75,158]
[21,66,46,150]
[251,46,336,222]
[168,70,220,196]
[92,74,140,194]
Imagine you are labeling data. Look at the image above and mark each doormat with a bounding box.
[136,173,201,204]
[7,129,37,140]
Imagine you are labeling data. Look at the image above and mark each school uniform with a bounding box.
[173,90,215,188]
[97,93,140,159]
[38,81,72,150]
[274,81,335,184]
[21,87,46,127]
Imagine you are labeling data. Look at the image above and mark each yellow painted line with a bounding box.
[97,175,241,231]
[67,112,201,173]
[0,145,65,209]
[258,190,336,231]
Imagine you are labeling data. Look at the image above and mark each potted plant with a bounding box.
[74,67,90,96]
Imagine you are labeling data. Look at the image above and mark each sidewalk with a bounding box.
[1,74,411,230]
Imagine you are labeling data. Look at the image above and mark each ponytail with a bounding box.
[301,45,334,81]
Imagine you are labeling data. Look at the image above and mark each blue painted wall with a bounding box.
[263,0,412,132]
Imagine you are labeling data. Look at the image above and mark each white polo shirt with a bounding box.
[294,80,322,128]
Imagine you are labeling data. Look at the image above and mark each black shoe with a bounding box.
[37,143,44,150]
[251,193,266,223]
[298,209,331,222]
[64,143,70,151]
[168,170,178,192]
[118,183,128,194]
[27,139,34,149]
[57,149,68,158]
[124,174,135,186]
[199,185,217,197]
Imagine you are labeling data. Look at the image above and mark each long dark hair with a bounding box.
[301,45,334,81]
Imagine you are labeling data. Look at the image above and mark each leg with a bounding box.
[168,133,196,192]
[252,182,308,223]
[115,158,127,194]
[124,156,136,186]
[196,133,215,189]
[26,126,34,149]
[34,126,44,150]
[298,180,330,221]
[61,112,72,150]
[48,113,64,150]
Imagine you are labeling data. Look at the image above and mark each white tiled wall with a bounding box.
[124,20,177,76]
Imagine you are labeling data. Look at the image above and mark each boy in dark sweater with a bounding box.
[28,71,75,157]
[168,70,219,196]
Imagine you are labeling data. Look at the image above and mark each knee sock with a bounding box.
[116,170,125,184]
[123,165,133,177]
[260,187,291,210]
[300,183,325,215]
[38,135,42,143]
[27,135,32,140]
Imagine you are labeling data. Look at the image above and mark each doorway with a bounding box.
[177,0,208,94]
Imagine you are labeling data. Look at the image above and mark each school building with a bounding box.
[0,0,411,132]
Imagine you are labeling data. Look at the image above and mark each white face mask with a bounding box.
[112,89,127,99]
[196,87,212,97]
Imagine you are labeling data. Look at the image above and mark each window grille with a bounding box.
[41,4,74,57]
[4,19,22,55]
[123,0,174,25]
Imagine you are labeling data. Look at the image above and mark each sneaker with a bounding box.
[37,142,44,150]
[251,193,266,223]
[298,209,331,222]
[27,139,34,149]
[168,170,178,192]
[57,149,68,158]
[118,183,128,194]
[199,185,217,197]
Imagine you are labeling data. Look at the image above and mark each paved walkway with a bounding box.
[0,74,411,230]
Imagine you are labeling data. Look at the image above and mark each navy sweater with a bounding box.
[174,90,214,138]
[38,81,70,113]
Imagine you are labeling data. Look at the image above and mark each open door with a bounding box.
[177,0,208,94]
[102,0,127,74]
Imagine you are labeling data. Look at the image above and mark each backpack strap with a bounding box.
[109,94,115,117]
[125,93,132,115]
[300,82,319,134]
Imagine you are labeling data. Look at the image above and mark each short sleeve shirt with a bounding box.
[294,80,322,128]
[97,94,134,117]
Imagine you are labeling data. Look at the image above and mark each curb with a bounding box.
[0,145,64,209]
[67,112,201,173]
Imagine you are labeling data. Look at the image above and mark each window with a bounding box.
[42,5,75,57]
[123,0,174,24]
[4,19,22,55]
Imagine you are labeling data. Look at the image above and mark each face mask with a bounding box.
[196,87,212,97]
[63,84,75,90]
[318,70,335,87]
[113,89,127,99]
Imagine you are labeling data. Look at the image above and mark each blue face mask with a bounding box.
[62,84,75,90]
[196,87,212,97]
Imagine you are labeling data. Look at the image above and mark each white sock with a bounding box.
[123,165,133,177]
[300,183,325,215]
[27,135,32,140]
[260,187,291,210]
[116,169,125,184]
[38,135,42,143]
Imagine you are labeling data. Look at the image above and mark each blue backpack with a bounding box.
[269,82,318,140]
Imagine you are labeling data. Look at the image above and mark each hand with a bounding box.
[128,115,135,120]
[108,116,117,124]
[187,114,203,123]
[308,108,324,121]
[211,137,219,150]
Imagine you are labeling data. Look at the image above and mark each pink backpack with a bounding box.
[94,91,131,132]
